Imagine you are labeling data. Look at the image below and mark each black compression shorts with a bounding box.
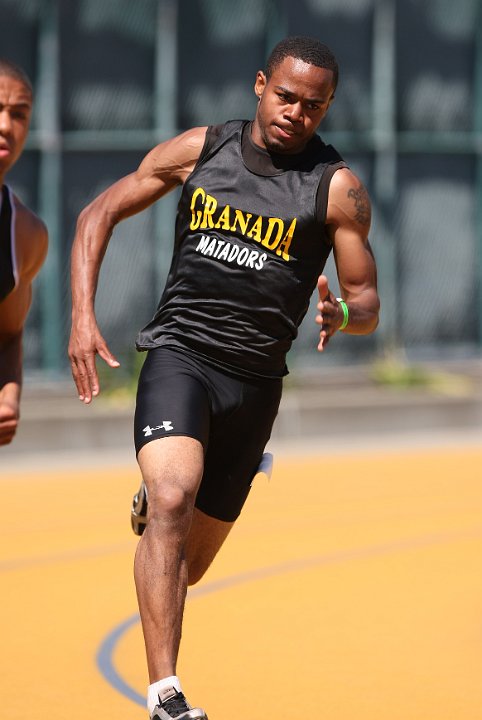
[134,346,282,522]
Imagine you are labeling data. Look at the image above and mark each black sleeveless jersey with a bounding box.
[0,185,17,303]
[137,120,346,378]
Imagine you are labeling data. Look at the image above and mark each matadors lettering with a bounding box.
[195,235,267,269]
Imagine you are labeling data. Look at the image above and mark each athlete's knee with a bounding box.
[147,481,195,527]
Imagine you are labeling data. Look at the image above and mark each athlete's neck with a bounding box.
[242,122,318,176]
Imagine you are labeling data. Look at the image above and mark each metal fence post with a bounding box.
[37,0,63,373]
[475,1,482,347]
[153,0,179,296]
[372,0,398,350]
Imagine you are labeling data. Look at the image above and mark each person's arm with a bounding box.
[68,126,208,404]
[316,167,380,351]
[0,328,23,445]
[0,206,48,444]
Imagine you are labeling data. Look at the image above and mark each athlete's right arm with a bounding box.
[69,126,208,404]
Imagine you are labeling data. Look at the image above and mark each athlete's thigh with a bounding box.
[138,435,205,503]
[196,376,282,522]
[134,346,211,456]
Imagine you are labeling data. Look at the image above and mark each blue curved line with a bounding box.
[96,563,321,708]
[95,566,307,708]
[96,526,482,707]
[96,612,144,707]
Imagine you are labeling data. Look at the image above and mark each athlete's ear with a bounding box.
[322,91,336,118]
[254,71,266,100]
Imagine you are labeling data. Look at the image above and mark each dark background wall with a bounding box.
[1,0,480,380]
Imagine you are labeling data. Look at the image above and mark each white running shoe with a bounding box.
[151,686,208,720]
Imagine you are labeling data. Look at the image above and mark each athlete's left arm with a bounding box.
[316,168,380,351]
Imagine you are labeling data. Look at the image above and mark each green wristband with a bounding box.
[336,297,349,330]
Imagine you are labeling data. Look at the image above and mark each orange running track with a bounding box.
[2,441,482,720]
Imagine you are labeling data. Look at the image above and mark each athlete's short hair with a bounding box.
[0,58,33,97]
[266,36,339,90]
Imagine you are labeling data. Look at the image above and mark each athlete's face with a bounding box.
[0,75,32,180]
[251,56,335,155]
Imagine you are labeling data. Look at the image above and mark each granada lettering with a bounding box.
[189,186,296,261]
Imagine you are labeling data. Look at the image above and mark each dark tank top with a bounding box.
[0,185,17,303]
[137,120,346,378]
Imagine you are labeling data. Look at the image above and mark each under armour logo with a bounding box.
[143,421,174,437]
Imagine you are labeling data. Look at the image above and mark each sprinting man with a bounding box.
[69,36,379,720]
[0,59,48,446]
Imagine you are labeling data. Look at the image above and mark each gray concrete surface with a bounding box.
[2,360,481,470]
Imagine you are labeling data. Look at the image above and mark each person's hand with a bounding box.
[0,400,19,445]
[315,275,345,351]
[68,315,119,404]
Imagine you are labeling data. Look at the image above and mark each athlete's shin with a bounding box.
[134,516,190,681]
[134,438,203,680]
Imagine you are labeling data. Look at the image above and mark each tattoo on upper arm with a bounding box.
[347,184,370,226]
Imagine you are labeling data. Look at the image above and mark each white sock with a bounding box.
[147,676,182,716]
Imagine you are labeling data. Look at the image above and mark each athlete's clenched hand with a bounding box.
[315,275,346,351]
[68,314,120,404]
[0,401,19,445]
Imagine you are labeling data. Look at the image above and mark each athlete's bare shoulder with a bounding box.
[140,126,209,185]
[177,126,210,154]
[326,167,372,232]
[12,196,48,282]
